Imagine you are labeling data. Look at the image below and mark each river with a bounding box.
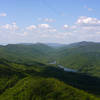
[49,61,77,73]
[58,65,77,72]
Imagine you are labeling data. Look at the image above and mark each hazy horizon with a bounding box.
[1,41,100,46]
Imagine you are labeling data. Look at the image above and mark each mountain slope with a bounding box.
[0,41,100,78]
[0,77,97,100]
[0,59,99,100]
[0,43,54,63]
[54,41,100,77]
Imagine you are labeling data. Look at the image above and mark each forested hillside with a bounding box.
[0,43,55,63]
[0,42,100,77]
[0,59,100,100]
[54,41,100,77]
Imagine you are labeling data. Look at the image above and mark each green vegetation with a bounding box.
[53,41,100,77]
[0,59,100,100]
[0,43,55,63]
[0,42,100,99]
[0,42,100,78]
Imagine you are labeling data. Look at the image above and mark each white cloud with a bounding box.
[0,22,19,31]
[38,24,50,29]
[74,16,100,34]
[26,25,37,31]
[61,16,100,43]
[20,32,28,36]
[1,16,100,44]
[25,24,56,34]
[63,24,69,29]
[0,13,7,17]
[76,16,100,26]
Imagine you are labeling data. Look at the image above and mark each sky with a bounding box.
[0,0,100,44]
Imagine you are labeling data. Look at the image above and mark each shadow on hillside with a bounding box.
[0,58,100,96]
[34,66,100,96]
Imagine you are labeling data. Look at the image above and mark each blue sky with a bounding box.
[0,0,100,44]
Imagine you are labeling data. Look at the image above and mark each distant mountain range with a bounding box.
[0,41,100,99]
[46,43,66,48]
[0,41,100,77]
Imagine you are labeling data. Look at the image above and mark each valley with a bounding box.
[0,41,100,100]
[49,61,77,72]
[0,0,100,99]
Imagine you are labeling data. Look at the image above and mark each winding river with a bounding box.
[58,65,77,72]
[49,61,77,73]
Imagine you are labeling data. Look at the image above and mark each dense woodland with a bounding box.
[0,41,100,100]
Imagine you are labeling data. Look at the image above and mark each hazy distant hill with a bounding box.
[0,41,100,77]
[54,41,100,77]
[0,43,54,63]
[46,43,66,48]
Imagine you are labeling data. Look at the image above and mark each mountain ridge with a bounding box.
[0,41,100,77]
